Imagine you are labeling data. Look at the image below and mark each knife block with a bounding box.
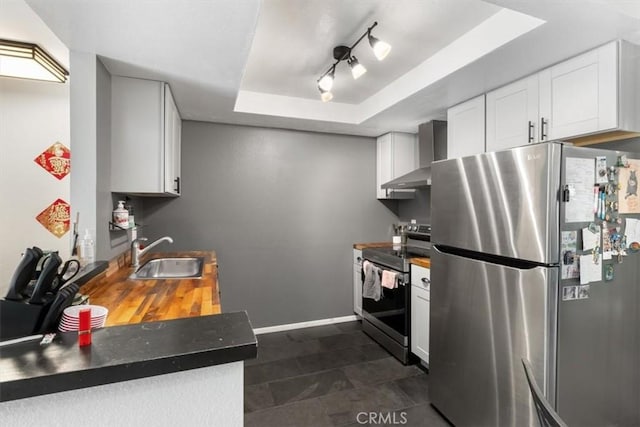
[0,299,50,340]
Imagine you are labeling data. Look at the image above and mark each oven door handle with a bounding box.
[363,259,408,286]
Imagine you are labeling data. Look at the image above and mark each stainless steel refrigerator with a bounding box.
[430,141,640,427]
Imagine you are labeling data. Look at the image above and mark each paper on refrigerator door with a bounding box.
[565,157,596,222]
[619,159,640,213]
[625,218,640,244]
[579,254,602,285]
[582,225,600,250]
[561,231,579,279]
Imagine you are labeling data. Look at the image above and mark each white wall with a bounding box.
[69,51,97,242]
[0,361,244,426]
[0,0,70,295]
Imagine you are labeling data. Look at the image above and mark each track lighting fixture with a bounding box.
[316,21,391,102]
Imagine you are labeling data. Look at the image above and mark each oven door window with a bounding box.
[362,283,407,337]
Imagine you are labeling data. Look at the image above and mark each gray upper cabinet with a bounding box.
[111,76,182,196]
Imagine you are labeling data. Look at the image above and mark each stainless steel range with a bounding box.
[361,223,431,364]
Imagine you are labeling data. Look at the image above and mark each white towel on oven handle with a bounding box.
[381,270,397,289]
[362,261,382,301]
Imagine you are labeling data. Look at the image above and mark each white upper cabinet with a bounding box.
[486,75,540,152]
[539,40,636,141]
[376,132,417,199]
[164,89,182,194]
[447,95,485,159]
[486,40,640,151]
[111,76,182,196]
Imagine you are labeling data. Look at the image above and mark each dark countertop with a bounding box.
[0,311,257,402]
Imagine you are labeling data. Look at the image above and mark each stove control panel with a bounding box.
[406,223,431,240]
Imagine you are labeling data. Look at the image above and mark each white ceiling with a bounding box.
[21,0,640,137]
[241,0,502,104]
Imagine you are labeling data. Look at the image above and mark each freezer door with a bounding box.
[432,142,562,264]
[430,247,558,427]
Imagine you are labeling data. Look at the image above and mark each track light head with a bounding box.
[318,86,333,102]
[318,66,335,91]
[368,33,391,61]
[348,56,367,80]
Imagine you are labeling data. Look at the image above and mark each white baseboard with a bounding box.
[253,315,360,335]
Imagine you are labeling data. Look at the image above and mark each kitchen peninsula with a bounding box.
[0,250,256,426]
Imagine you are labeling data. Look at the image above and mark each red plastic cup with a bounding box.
[78,307,92,346]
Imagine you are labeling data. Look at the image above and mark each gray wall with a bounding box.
[597,137,640,152]
[398,188,431,223]
[143,122,400,327]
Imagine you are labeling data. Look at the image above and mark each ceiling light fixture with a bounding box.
[319,86,333,103]
[318,65,335,91]
[347,56,366,80]
[316,21,391,102]
[0,39,68,83]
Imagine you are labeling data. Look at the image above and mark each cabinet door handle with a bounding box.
[174,177,180,193]
[356,257,362,263]
[421,277,430,286]
[540,117,548,141]
[528,121,534,143]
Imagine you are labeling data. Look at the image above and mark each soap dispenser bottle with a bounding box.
[113,201,129,229]
[79,229,95,266]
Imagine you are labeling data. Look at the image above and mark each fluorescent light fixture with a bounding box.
[0,39,68,83]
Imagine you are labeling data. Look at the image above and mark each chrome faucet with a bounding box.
[131,236,174,268]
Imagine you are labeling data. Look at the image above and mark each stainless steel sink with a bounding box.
[130,257,204,279]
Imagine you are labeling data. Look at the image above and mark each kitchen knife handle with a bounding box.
[29,253,62,305]
[528,121,534,143]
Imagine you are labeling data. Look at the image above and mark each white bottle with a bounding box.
[113,200,129,229]
[79,229,95,266]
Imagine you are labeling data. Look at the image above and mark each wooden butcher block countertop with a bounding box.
[353,242,393,250]
[409,257,431,268]
[81,251,220,326]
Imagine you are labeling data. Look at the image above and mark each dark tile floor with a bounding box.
[244,321,451,427]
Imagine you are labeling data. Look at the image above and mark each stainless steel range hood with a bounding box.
[382,120,447,189]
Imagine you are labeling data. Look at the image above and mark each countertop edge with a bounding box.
[409,258,431,268]
[0,311,257,402]
[353,242,393,250]
[1,342,256,402]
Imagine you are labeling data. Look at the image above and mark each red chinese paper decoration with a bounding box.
[34,142,71,180]
[36,199,71,238]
